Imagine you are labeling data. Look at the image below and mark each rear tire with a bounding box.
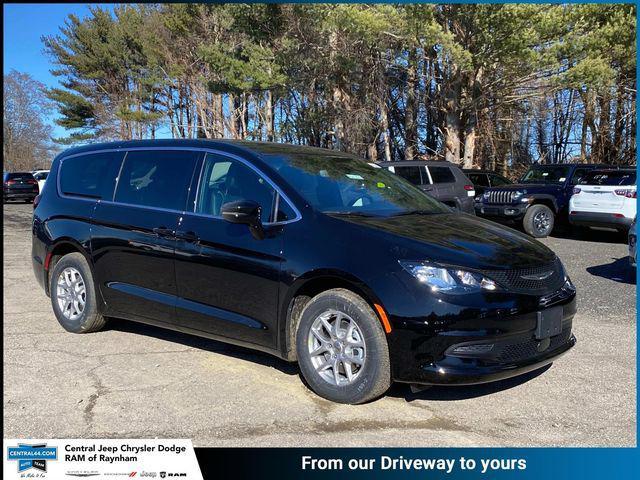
[296,288,391,404]
[523,204,555,238]
[49,252,106,333]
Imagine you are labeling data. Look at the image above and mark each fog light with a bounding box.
[505,209,517,215]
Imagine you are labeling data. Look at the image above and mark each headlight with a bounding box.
[482,191,490,200]
[399,261,499,294]
[512,191,524,201]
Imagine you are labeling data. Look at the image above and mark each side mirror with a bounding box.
[220,200,265,240]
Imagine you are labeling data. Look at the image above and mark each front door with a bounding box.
[173,153,285,348]
[92,149,200,326]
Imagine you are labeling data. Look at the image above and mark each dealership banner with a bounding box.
[192,447,640,479]
[3,439,202,479]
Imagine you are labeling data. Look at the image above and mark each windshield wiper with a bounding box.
[392,209,438,216]
[323,211,376,217]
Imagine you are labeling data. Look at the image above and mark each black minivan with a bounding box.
[32,140,577,404]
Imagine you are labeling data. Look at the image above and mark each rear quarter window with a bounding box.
[428,166,456,184]
[59,152,124,199]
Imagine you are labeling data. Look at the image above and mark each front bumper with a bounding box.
[569,211,633,230]
[387,285,577,386]
[476,203,528,221]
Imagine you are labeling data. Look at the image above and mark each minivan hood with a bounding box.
[332,212,556,270]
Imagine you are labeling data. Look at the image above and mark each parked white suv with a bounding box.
[31,169,50,193]
[569,168,636,232]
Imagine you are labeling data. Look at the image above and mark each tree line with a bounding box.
[41,3,636,175]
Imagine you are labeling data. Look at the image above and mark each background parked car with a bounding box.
[379,160,475,214]
[31,169,50,193]
[3,172,39,203]
[463,169,512,213]
[569,168,636,233]
[476,163,603,238]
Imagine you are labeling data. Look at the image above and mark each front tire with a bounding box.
[523,204,555,238]
[49,252,106,333]
[296,289,391,404]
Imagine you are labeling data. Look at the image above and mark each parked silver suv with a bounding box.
[379,160,475,214]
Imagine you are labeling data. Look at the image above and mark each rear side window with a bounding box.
[33,172,49,181]
[60,153,124,199]
[579,170,637,186]
[393,166,423,185]
[428,166,456,184]
[115,150,199,211]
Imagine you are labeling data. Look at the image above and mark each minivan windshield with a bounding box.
[267,152,450,216]
[520,165,572,184]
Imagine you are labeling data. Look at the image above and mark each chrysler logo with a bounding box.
[521,271,554,281]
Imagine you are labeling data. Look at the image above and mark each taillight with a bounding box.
[573,187,581,194]
[626,190,637,199]
[33,194,41,209]
[615,189,631,196]
[463,185,474,191]
[6,180,16,185]
[27,179,38,185]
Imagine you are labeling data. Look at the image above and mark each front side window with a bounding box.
[265,152,449,217]
[60,153,123,199]
[114,150,199,210]
[428,166,456,184]
[195,154,276,223]
[520,165,571,184]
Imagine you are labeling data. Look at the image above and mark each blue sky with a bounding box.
[4,3,115,139]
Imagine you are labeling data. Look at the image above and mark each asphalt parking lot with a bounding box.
[3,202,636,447]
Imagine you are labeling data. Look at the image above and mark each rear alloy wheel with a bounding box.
[296,289,391,404]
[523,204,555,238]
[49,252,106,333]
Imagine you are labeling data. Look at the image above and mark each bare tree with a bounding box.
[3,70,56,171]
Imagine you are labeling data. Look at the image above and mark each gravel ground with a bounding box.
[3,202,636,446]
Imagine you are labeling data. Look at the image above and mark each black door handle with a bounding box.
[153,227,175,238]
[174,230,200,243]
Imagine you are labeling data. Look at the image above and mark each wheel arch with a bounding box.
[45,238,93,296]
[279,270,384,362]
[530,195,558,213]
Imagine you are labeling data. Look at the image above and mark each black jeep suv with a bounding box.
[477,163,603,237]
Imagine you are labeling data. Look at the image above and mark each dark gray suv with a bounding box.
[379,160,475,214]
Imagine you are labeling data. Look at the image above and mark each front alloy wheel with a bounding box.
[308,310,366,386]
[296,289,391,404]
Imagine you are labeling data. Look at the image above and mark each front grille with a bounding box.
[481,258,565,295]
[486,190,517,204]
[496,328,572,363]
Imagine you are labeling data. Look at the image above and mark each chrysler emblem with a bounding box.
[521,271,554,281]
